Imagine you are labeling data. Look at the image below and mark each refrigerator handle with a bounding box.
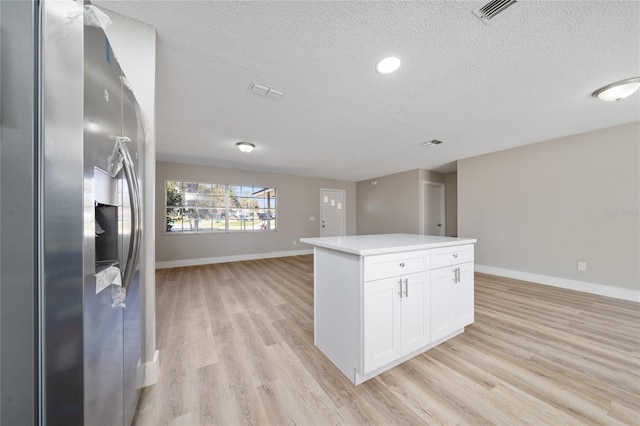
[116,137,142,300]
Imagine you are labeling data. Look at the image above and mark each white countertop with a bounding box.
[300,233,477,256]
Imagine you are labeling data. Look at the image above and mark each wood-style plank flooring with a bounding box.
[134,255,640,425]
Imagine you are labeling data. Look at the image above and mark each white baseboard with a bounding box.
[475,264,639,302]
[155,249,313,269]
[139,349,160,388]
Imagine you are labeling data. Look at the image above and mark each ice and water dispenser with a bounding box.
[94,167,124,301]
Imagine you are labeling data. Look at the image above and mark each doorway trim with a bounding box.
[420,181,445,236]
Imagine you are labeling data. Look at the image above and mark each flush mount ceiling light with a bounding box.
[376,56,401,74]
[236,142,255,153]
[592,77,640,101]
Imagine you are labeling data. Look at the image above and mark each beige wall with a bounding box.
[356,169,421,235]
[458,122,640,293]
[356,169,450,235]
[445,172,457,236]
[420,169,445,184]
[156,161,356,265]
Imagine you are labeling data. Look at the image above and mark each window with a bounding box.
[166,181,276,233]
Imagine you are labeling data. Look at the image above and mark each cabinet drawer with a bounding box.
[430,244,474,269]
[364,250,430,281]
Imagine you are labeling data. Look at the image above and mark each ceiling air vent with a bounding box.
[472,0,517,24]
[421,140,443,147]
[248,81,284,101]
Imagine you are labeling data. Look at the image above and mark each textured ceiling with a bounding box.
[94,0,640,182]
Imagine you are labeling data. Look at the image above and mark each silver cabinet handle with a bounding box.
[404,278,409,297]
[115,137,142,298]
[398,279,403,298]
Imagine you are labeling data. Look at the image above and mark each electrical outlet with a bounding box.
[293,240,297,246]
[577,261,587,272]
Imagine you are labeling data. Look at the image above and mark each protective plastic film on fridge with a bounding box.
[40,2,144,425]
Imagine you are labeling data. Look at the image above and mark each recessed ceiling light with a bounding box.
[376,56,401,74]
[236,142,255,153]
[592,77,640,101]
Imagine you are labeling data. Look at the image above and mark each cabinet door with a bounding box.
[451,262,474,330]
[401,272,430,353]
[363,277,402,373]
[430,266,456,341]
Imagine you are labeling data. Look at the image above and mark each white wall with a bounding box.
[458,122,640,301]
[100,7,159,385]
[156,161,356,267]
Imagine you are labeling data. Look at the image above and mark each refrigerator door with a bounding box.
[83,25,125,426]
[122,79,144,426]
[1,1,39,423]
[41,1,85,424]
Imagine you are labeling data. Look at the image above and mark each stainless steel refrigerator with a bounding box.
[1,1,144,424]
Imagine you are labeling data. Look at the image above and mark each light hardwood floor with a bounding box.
[134,255,640,425]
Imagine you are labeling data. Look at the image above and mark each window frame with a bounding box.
[165,180,277,234]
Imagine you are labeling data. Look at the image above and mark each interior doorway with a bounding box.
[320,189,346,237]
[422,181,445,236]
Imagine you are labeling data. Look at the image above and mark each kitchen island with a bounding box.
[300,233,477,385]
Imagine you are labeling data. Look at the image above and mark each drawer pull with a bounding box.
[399,262,405,268]
[453,253,458,258]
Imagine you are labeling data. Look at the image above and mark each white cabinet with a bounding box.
[301,234,476,385]
[430,244,475,342]
[402,272,431,353]
[363,276,402,372]
[363,250,430,281]
[363,271,429,373]
[453,263,474,329]
[430,243,474,269]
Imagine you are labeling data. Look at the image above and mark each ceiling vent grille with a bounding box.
[248,81,284,101]
[472,0,517,23]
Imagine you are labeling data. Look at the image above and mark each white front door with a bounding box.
[320,189,345,237]
[423,182,445,236]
